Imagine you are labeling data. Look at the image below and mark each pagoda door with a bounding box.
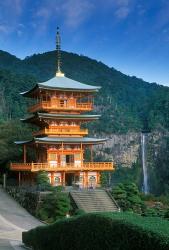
[59,99,67,108]
[66,155,74,165]
[88,172,97,188]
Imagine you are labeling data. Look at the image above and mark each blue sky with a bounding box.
[1,0,169,86]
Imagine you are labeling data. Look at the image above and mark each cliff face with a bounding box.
[95,130,169,193]
[96,130,168,166]
[96,133,140,167]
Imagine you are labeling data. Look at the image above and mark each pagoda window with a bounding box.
[49,146,58,150]
[60,99,67,107]
[48,152,58,167]
[48,153,57,161]
[60,122,67,126]
[71,122,76,126]
[51,122,58,126]
[66,155,74,164]
[74,153,81,167]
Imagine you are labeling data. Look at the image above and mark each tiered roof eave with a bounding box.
[20,75,101,97]
[21,113,101,124]
[14,136,107,145]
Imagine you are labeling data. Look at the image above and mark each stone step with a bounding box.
[70,189,119,213]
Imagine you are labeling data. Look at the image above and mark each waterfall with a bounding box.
[141,133,149,194]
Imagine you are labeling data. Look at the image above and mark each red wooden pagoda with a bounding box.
[10,28,114,188]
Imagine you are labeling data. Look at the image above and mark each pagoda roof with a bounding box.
[21,75,100,97]
[15,137,107,145]
[21,113,100,124]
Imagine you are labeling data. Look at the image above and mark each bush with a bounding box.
[36,191,70,223]
[23,212,169,250]
[73,209,85,216]
[36,171,52,191]
[112,182,145,213]
[6,186,39,215]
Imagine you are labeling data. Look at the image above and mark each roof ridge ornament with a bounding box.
[56,27,65,77]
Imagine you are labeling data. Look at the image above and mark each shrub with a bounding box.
[112,182,145,213]
[36,191,70,223]
[73,209,85,216]
[23,212,169,250]
[36,171,52,191]
[6,186,39,215]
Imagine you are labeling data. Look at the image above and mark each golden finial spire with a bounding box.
[56,27,64,77]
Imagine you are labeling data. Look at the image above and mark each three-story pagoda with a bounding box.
[10,29,114,188]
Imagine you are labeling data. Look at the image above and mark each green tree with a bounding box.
[36,171,51,191]
[112,182,144,214]
[37,191,70,223]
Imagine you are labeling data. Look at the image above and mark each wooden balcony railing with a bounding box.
[10,162,114,172]
[28,101,93,113]
[33,127,88,136]
[10,163,32,171]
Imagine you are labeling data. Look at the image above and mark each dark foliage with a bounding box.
[36,191,70,223]
[112,182,145,213]
[22,212,169,250]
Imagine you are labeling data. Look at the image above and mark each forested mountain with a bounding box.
[0,50,169,134]
[0,50,169,194]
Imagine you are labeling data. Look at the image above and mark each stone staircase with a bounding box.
[70,189,119,213]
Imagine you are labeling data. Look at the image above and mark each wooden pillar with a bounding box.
[61,142,64,167]
[80,143,83,167]
[36,144,39,162]
[23,145,27,163]
[85,171,88,188]
[90,145,93,162]
[83,172,85,188]
[97,172,101,186]
[51,172,55,186]
[62,172,65,186]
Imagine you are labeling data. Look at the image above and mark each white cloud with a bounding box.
[36,7,51,19]
[114,0,132,19]
[104,0,133,19]
[0,24,10,34]
[0,0,25,36]
[33,0,94,31]
[115,6,130,19]
[61,0,94,28]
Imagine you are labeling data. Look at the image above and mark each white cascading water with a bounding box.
[141,133,149,194]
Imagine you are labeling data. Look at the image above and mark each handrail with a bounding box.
[46,126,80,129]
[28,101,93,112]
[10,162,114,172]
[33,128,88,136]
[45,128,88,133]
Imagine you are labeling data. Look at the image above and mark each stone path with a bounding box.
[0,187,43,249]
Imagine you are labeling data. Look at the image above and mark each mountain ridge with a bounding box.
[0,49,169,133]
[0,49,164,86]
[0,50,169,194]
